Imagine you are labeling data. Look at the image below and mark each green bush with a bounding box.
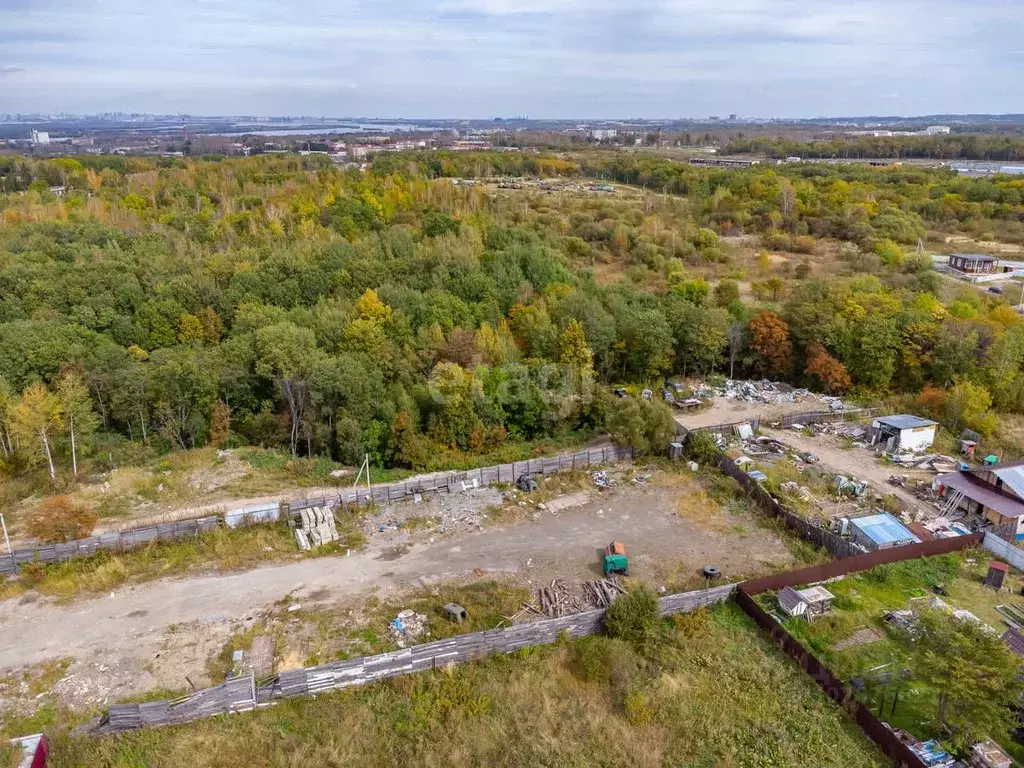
[604,585,660,652]
[684,431,720,466]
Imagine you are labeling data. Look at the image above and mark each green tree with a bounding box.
[603,585,660,652]
[255,322,323,456]
[911,609,1023,753]
[947,377,994,435]
[606,397,674,455]
[13,382,62,481]
[713,279,741,307]
[56,370,99,476]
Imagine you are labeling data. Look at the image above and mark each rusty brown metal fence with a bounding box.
[740,533,983,595]
[735,589,927,768]
[735,532,984,768]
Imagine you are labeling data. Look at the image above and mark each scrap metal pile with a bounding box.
[696,379,842,408]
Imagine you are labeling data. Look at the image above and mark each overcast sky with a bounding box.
[1,0,1021,118]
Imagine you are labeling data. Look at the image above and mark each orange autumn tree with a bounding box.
[804,342,852,394]
[749,311,792,378]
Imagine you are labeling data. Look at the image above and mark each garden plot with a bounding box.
[765,551,1024,762]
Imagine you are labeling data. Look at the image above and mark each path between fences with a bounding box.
[1,445,634,575]
[88,582,738,734]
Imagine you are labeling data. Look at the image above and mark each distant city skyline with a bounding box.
[1,0,1021,118]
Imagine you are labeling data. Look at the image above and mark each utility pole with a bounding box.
[0,512,10,556]
[352,454,372,500]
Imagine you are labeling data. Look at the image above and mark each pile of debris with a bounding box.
[834,475,867,498]
[780,481,815,501]
[389,609,430,647]
[808,421,867,440]
[535,578,627,618]
[741,436,789,457]
[886,453,960,473]
[295,506,341,551]
[698,379,821,405]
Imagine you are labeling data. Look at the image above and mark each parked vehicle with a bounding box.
[603,541,629,576]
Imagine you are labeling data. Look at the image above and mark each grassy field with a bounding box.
[766,551,1024,759]
[43,603,884,768]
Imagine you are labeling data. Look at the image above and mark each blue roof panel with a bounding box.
[851,513,920,546]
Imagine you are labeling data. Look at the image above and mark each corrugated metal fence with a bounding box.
[90,582,737,735]
[983,531,1024,571]
[1,445,633,575]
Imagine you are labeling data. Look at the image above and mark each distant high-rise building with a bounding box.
[31,130,50,146]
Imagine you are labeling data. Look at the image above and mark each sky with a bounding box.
[0,0,1021,118]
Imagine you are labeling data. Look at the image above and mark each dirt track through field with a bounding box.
[0,482,794,703]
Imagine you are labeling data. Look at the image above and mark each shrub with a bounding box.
[623,690,655,725]
[604,585,660,651]
[27,496,98,543]
[684,431,720,466]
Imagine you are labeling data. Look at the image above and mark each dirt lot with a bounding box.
[0,468,795,715]
[675,396,827,430]
[759,427,934,517]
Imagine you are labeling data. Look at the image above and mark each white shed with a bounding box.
[871,415,937,453]
[778,586,808,618]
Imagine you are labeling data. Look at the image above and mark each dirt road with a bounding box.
[0,481,793,706]
[759,428,932,515]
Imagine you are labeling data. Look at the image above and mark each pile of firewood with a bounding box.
[537,578,627,618]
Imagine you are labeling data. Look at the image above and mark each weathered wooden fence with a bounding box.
[90,582,737,735]
[0,517,222,575]
[288,445,634,513]
[682,416,761,436]
[779,407,880,428]
[0,446,634,575]
[715,453,863,560]
[678,406,878,438]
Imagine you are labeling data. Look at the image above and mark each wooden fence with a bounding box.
[0,446,634,575]
[715,453,862,560]
[89,582,737,735]
[679,406,879,438]
[779,407,879,428]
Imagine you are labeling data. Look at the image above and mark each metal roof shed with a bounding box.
[850,513,920,551]
[777,586,808,617]
[875,415,938,430]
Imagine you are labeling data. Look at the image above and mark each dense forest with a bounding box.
[0,151,1022,484]
[724,134,1024,162]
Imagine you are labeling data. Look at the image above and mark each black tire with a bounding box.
[702,566,721,580]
